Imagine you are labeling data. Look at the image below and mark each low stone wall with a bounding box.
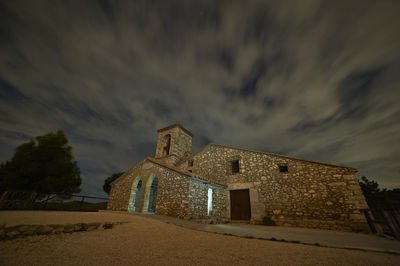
[0,222,122,241]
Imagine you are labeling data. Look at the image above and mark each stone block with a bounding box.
[6,230,20,239]
[349,214,365,221]
[273,209,281,215]
[62,224,75,233]
[85,223,101,231]
[37,225,53,235]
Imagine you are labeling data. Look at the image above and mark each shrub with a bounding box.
[102,223,113,229]
[262,216,276,226]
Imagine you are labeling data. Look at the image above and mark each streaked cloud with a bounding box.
[0,0,399,196]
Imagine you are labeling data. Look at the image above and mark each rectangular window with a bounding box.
[208,188,213,216]
[231,160,239,173]
[188,159,194,167]
[279,165,288,172]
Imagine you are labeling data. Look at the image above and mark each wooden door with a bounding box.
[230,189,251,220]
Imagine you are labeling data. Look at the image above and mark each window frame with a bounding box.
[230,159,240,174]
[279,165,288,173]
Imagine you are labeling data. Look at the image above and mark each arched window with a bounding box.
[143,173,159,213]
[128,176,142,212]
[134,180,142,212]
[162,134,171,156]
[148,177,158,212]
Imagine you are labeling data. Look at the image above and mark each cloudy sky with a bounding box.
[1,0,399,197]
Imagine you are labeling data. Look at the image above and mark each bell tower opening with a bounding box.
[162,134,171,156]
[155,124,193,166]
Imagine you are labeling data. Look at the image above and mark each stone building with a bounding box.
[108,124,371,232]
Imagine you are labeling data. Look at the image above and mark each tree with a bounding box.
[359,176,381,203]
[103,172,124,194]
[359,176,400,208]
[0,130,81,198]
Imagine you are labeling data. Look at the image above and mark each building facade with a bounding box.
[108,124,370,232]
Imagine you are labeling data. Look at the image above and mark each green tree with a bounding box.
[0,130,81,198]
[103,172,124,194]
[359,176,380,203]
[359,176,400,208]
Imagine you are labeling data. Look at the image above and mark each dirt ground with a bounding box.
[0,212,399,265]
[0,210,135,226]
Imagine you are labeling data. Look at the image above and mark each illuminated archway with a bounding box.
[142,173,159,213]
[128,176,142,212]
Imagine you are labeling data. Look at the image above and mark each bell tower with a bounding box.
[155,124,193,166]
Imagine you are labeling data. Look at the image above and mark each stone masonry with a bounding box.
[155,124,192,166]
[108,156,226,221]
[188,177,227,222]
[187,143,369,231]
[108,124,371,232]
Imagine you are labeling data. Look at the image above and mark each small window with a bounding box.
[188,159,194,167]
[188,169,192,173]
[279,165,288,173]
[231,160,239,173]
[208,188,213,216]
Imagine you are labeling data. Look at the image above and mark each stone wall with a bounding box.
[188,177,227,222]
[175,127,192,164]
[107,160,145,211]
[154,166,190,219]
[191,144,370,232]
[211,183,228,221]
[108,159,191,219]
[109,124,371,232]
[155,126,192,166]
[188,178,208,219]
[108,157,228,222]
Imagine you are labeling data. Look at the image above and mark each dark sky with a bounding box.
[1,0,399,197]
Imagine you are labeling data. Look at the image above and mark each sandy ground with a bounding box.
[0,212,399,265]
[0,211,135,226]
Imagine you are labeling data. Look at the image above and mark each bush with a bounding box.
[103,223,113,229]
[262,216,276,226]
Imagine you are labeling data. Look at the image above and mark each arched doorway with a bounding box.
[143,173,159,213]
[134,180,142,212]
[128,176,142,212]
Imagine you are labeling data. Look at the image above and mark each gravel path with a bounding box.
[0,211,399,265]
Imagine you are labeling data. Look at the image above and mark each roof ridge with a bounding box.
[157,123,194,137]
[110,158,148,186]
[145,157,192,177]
[145,157,226,186]
[206,143,357,171]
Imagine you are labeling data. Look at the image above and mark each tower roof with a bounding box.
[157,123,194,137]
